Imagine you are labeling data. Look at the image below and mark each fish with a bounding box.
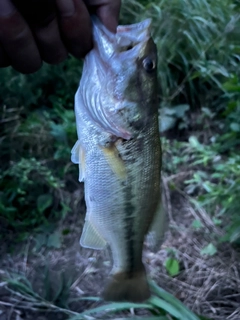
[71,17,165,302]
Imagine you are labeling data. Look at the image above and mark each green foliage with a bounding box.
[0,157,64,229]
[69,281,205,319]
[218,74,240,151]
[164,258,180,277]
[164,248,180,277]
[34,230,62,250]
[160,104,190,132]
[187,136,240,242]
[191,219,203,230]
[0,58,82,232]
[4,269,73,310]
[200,243,217,256]
[162,134,240,244]
[121,0,240,130]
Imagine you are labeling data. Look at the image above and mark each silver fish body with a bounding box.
[72,18,165,302]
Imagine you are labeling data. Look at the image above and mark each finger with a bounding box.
[0,1,42,73]
[85,0,121,32]
[34,19,68,65]
[56,0,92,59]
[12,0,66,64]
[12,0,68,65]
[0,45,10,68]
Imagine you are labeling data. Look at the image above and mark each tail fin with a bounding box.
[102,266,151,302]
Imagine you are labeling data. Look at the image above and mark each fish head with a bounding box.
[79,18,158,140]
[113,24,158,135]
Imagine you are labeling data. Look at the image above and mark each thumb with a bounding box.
[85,0,121,33]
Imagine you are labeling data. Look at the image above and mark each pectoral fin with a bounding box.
[71,141,85,182]
[101,145,127,180]
[146,199,167,252]
[80,219,107,250]
[71,141,80,164]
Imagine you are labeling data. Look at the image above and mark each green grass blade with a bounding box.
[70,302,155,319]
[69,296,101,303]
[116,317,169,320]
[148,296,183,319]
[6,279,41,300]
[149,281,200,320]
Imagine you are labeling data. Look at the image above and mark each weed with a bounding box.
[2,271,209,320]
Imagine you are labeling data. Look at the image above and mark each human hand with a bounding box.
[0,0,121,73]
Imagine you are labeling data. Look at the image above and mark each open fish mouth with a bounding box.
[117,19,152,49]
[92,17,152,61]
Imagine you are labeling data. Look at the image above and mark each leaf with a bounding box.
[192,219,203,230]
[222,83,240,92]
[200,243,217,256]
[70,301,154,319]
[69,296,101,303]
[164,258,180,276]
[160,115,177,132]
[189,136,204,151]
[212,218,222,226]
[50,123,67,143]
[114,317,167,320]
[149,296,183,318]
[47,231,62,249]
[174,104,190,118]
[230,122,240,132]
[149,281,201,320]
[34,233,47,251]
[7,279,40,300]
[37,194,53,213]
[202,182,213,193]
[229,226,240,243]
[162,107,177,116]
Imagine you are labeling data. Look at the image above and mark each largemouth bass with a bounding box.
[72,17,165,302]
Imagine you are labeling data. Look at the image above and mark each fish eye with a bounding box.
[142,57,156,73]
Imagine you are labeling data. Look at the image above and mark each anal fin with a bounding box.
[80,219,107,250]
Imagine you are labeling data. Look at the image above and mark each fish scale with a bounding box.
[72,17,165,302]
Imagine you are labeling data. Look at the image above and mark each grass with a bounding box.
[121,0,240,110]
[1,271,209,320]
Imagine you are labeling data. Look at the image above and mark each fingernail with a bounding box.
[0,0,16,16]
[56,0,75,17]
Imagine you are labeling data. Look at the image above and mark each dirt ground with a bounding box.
[0,182,240,320]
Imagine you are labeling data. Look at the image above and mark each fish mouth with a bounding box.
[83,17,153,140]
[116,19,152,53]
[92,17,152,61]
